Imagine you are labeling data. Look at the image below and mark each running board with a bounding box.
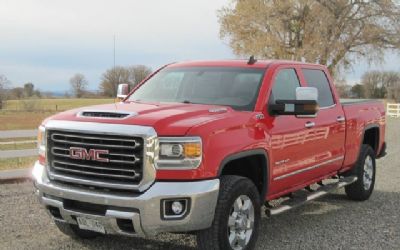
[266,176,357,217]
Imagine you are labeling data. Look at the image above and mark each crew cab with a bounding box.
[32,59,386,250]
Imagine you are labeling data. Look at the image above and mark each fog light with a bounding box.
[171,201,183,215]
[162,199,190,219]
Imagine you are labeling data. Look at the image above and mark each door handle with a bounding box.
[337,116,345,122]
[305,121,315,128]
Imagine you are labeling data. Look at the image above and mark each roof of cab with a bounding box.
[167,59,322,69]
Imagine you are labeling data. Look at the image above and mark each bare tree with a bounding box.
[219,0,400,74]
[100,65,152,97]
[351,84,366,98]
[128,65,152,87]
[0,74,11,109]
[100,66,131,97]
[335,79,352,98]
[361,70,400,99]
[23,82,35,97]
[362,71,384,98]
[70,73,88,98]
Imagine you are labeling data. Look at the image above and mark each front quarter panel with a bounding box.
[155,112,270,180]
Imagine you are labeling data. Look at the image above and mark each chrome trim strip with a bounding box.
[51,137,140,149]
[52,160,138,173]
[51,149,140,165]
[52,132,140,144]
[48,172,141,189]
[319,104,336,110]
[52,147,139,161]
[44,120,157,192]
[52,165,140,180]
[274,156,344,181]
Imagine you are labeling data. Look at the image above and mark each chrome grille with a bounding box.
[47,130,144,190]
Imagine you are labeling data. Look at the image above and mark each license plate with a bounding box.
[76,217,105,234]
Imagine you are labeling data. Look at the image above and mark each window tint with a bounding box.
[269,69,300,104]
[302,69,334,107]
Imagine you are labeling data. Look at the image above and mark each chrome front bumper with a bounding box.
[32,162,219,237]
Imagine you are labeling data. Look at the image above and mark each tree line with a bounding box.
[70,64,152,98]
[0,64,152,107]
[336,70,400,101]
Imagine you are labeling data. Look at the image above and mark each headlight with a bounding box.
[37,126,46,157]
[156,137,202,169]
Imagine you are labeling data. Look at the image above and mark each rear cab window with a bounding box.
[302,69,335,108]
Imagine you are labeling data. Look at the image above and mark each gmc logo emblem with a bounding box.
[69,147,110,162]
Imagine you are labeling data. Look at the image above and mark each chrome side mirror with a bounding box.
[295,87,319,118]
[296,87,318,102]
[117,83,130,99]
[269,87,319,116]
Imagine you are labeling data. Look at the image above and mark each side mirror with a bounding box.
[117,83,130,100]
[269,87,319,116]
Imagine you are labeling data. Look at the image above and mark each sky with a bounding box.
[0,0,399,93]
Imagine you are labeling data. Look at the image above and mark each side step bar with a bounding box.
[266,176,357,217]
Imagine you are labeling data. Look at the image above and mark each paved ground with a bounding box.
[0,118,399,250]
[0,168,32,181]
[0,130,37,139]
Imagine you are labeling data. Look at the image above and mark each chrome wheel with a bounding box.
[227,195,255,250]
[363,155,374,190]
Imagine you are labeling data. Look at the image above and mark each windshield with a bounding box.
[128,67,265,111]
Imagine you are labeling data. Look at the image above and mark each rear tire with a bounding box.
[54,220,100,239]
[196,175,261,250]
[345,144,376,201]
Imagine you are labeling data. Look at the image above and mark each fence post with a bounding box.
[387,103,400,118]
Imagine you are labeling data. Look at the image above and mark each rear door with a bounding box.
[299,67,346,178]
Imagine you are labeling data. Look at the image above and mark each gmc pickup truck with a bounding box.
[32,59,386,250]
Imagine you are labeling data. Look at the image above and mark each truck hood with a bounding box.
[46,101,234,136]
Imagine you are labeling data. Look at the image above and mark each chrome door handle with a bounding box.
[337,116,345,122]
[305,121,315,128]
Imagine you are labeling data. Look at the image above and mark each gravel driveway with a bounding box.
[1,118,399,250]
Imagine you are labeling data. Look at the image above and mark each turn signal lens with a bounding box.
[184,143,201,158]
[37,126,46,158]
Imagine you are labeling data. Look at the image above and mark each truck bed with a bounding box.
[340,99,385,169]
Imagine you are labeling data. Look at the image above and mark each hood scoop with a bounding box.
[77,110,137,119]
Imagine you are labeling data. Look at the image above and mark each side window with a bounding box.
[269,68,300,104]
[302,69,334,107]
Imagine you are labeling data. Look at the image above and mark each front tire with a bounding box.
[197,175,261,250]
[345,144,376,201]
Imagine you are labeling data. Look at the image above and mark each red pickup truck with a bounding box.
[32,59,386,250]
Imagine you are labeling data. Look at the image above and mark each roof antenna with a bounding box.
[247,55,257,65]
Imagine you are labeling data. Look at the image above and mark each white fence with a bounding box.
[387,103,400,118]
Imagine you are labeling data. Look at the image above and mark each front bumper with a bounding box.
[32,162,219,237]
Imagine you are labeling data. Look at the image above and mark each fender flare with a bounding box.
[360,124,380,155]
[217,149,269,199]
